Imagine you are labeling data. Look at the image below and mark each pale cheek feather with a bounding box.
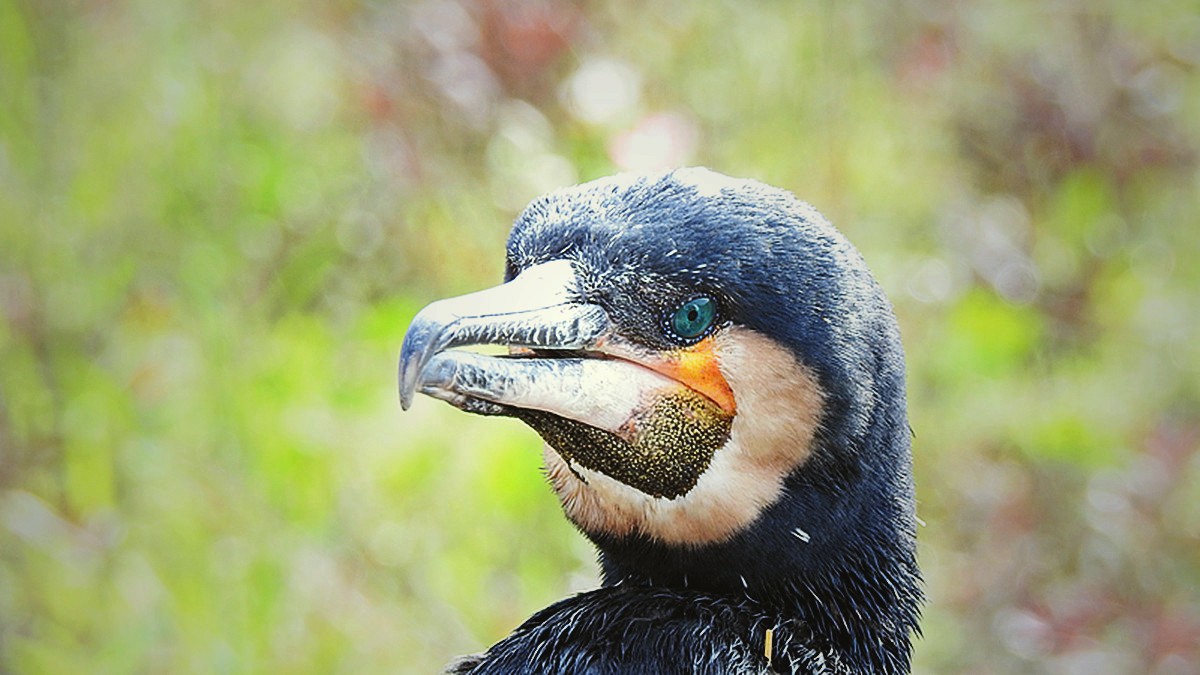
[544,327,826,545]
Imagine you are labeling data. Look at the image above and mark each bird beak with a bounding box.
[398,260,735,439]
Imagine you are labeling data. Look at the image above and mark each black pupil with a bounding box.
[687,308,698,322]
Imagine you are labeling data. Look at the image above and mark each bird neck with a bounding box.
[593,442,922,673]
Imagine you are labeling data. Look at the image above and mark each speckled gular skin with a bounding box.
[520,387,731,499]
[447,169,922,674]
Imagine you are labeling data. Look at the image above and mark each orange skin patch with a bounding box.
[596,335,738,415]
[652,337,737,414]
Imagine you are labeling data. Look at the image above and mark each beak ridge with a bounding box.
[397,260,608,410]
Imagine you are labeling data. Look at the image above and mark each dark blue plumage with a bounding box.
[402,168,922,674]
[448,586,836,675]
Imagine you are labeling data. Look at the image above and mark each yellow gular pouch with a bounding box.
[517,388,734,499]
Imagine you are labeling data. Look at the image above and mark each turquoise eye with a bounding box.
[670,297,717,341]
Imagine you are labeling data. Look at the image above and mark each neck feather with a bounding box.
[593,431,922,673]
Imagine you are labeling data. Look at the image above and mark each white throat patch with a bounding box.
[543,326,825,545]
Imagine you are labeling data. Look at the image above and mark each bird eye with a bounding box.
[669,296,717,342]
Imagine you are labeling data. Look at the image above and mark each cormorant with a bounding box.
[398,168,923,674]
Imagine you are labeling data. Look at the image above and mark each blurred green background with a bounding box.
[1,0,1198,672]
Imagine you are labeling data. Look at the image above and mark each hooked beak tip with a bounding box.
[397,348,423,411]
[398,311,449,412]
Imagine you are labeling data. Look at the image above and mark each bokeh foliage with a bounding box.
[1,0,1198,672]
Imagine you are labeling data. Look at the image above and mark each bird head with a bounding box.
[399,168,921,667]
